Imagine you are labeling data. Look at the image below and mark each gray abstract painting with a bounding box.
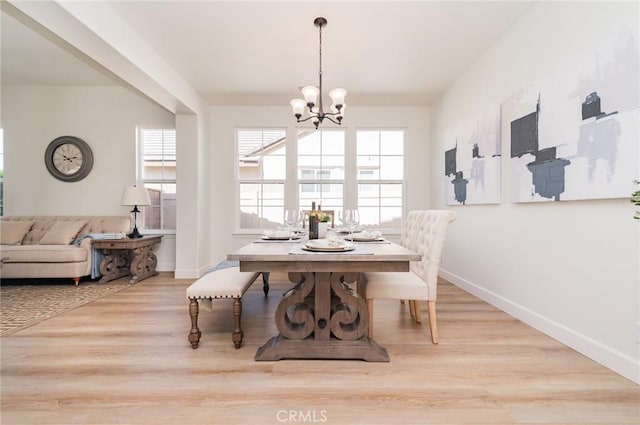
[445,106,501,205]
[506,27,639,203]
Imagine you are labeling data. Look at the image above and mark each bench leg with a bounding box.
[232,297,243,349]
[188,298,201,349]
[262,272,270,296]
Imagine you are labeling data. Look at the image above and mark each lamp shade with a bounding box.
[290,98,306,116]
[301,85,320,105]
[121,185,151,206]
[329,88,347,107]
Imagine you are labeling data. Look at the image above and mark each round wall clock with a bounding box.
[44,136,94,182]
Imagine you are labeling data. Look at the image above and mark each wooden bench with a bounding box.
[187,267,266,349]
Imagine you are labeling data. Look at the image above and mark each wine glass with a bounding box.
[284,209,300,240]
[341,209,360,244]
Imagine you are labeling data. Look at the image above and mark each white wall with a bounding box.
[430,2,640,383]
[2,84,177,271]
[209,106,431,264]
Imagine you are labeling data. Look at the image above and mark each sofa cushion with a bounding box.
[0,245,88,263]
[39,221,87,245]
[0,221,34,245]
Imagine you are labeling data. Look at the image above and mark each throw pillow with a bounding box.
[39,221,87,245]
[0,221,35,245]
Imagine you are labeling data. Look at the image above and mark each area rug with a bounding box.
[0,280,132,337]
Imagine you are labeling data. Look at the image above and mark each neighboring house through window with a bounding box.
[138,128,176,232]
[298,129,345,212]
[237,128,286,230]
[357,129,405,229]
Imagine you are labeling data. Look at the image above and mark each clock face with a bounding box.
[52,143,83,175]
[45,136,94,182]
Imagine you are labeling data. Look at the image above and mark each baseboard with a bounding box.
[156,262,175,273]
[439,268,640,385]
[173,264,211,279]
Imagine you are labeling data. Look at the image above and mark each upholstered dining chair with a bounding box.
[362,210,456,344]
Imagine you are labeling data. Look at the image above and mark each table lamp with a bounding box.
[121,185,151,238]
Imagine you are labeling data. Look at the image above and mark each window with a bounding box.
[235,127,405,233]
[357,130,404,229]
[138,128,176,232]
[237,128,286,230]
[297,129,345,212]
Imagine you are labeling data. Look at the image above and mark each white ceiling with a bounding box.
[1,1,534,107]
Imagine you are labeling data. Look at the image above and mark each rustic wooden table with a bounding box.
[227,240,420,362]
[93,235,162,284]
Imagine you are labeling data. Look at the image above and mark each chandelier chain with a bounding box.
[318,20,323,77]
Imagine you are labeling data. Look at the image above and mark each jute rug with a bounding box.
[0,279,132,337]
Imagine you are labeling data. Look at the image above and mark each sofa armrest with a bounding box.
[78,237,94,250]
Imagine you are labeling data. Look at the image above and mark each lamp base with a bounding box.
[127,226,143,239]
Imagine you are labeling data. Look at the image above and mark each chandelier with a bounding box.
[290,17,346,130]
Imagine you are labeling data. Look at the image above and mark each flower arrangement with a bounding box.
[318,212,332,223]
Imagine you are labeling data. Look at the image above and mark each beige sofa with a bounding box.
[0,216,130,284]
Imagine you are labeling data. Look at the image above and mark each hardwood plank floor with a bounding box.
[1,273,638,425]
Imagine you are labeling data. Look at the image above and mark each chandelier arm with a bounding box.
[323,111,342,117]
[323,116,341,125]
[295,115,319,124]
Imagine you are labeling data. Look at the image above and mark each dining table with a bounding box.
[227,237,421,362]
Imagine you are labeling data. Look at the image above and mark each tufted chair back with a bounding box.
[398,210,456,299]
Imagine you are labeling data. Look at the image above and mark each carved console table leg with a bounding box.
[129,245,158,284]
[98,250,130,283]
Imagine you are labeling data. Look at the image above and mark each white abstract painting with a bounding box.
[506,27,639,203]
[445,106,501,205]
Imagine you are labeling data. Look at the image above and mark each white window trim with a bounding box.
[137,126,177,235]
[355,127,407,233]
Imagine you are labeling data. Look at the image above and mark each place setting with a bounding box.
[254,209,305,243]
[288,209,374,255]
[344,230,390,244]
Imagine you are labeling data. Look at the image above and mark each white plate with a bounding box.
[302,239,355,252]
[346,236,385,242]
[261,235,301,241]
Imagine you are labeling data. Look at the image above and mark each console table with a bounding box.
[93,235,162,284]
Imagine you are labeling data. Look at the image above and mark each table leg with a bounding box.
[255,271,389,362]
[98,250,130,283]
[129,245,158,284]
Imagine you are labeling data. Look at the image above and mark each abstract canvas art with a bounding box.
[444,106,501,205]
[505,28,639,203]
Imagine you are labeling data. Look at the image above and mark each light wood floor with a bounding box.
[1,273,638,425]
